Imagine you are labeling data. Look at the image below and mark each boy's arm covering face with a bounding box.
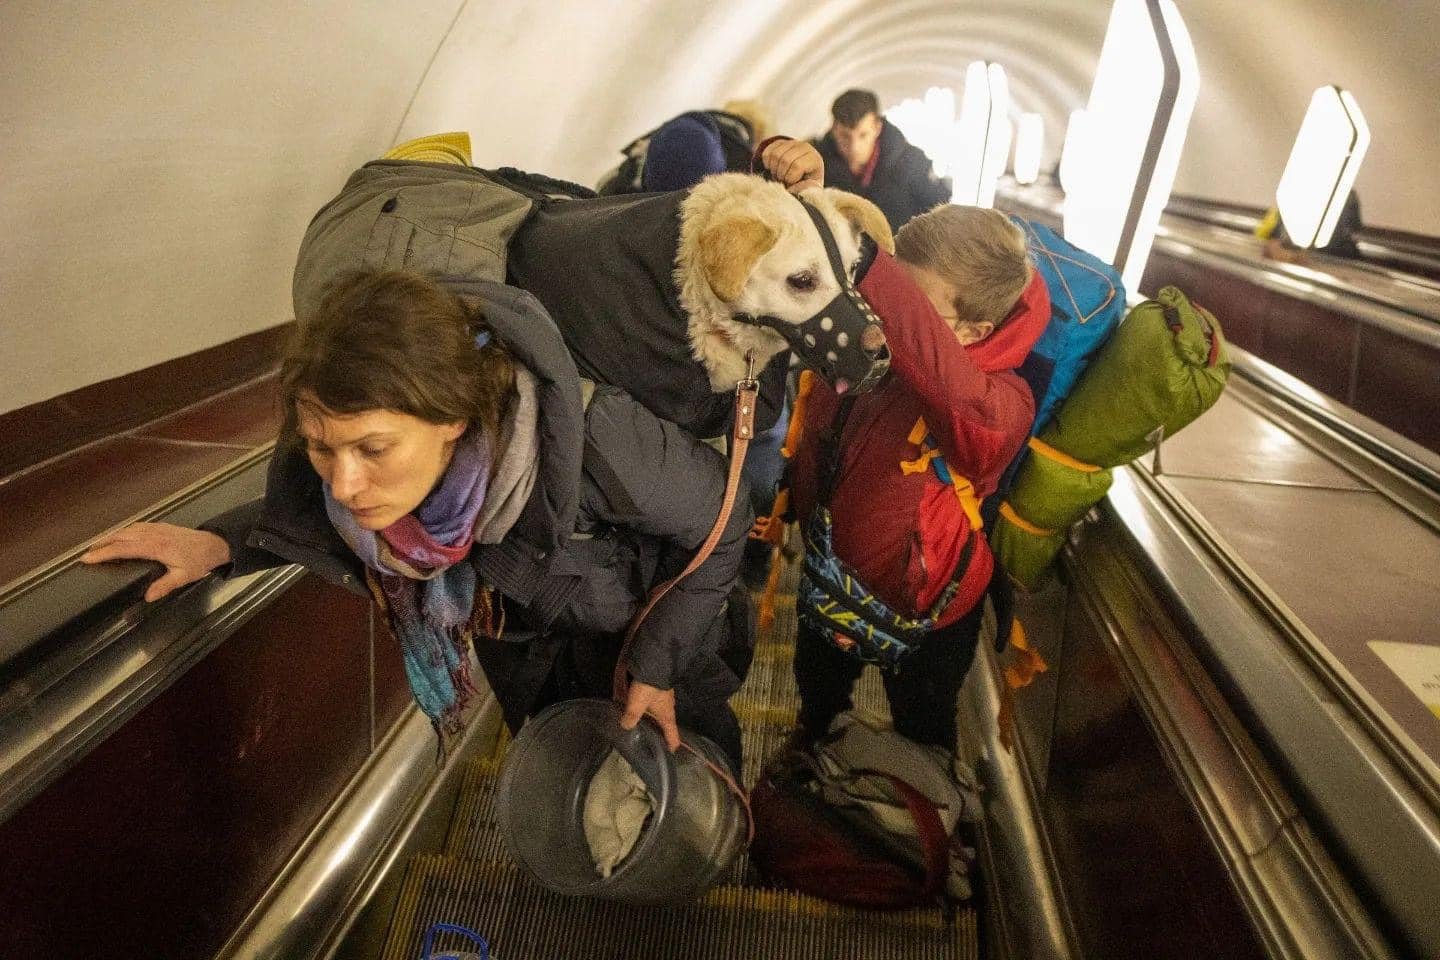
[857,249,1050,494]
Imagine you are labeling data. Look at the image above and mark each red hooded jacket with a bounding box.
[790,249,1050,627]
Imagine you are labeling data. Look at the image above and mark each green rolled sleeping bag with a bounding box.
[993,286,1230,587]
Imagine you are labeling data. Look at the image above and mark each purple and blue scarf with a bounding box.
[325,429,494,734]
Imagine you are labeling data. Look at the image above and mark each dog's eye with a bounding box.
[787,272,816,292]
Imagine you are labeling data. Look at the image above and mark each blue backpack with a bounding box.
[1012,217,1126,434]
[984,219,1125,519]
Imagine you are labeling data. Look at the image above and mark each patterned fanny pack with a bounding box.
[797,507,973,670]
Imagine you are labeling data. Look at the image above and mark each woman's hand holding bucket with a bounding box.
[620,681,680,752]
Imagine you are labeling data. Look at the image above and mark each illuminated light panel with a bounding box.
[1058,109,1091,193]
[1275,86,1371,248]
[1063,0,1200,291]
[976,64,1012,207]
[952,61,1011,208]
[952,61,991,205]
[1013,113,1045,185]
[887,86,958,177]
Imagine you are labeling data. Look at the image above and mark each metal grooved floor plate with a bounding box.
[385,856,975,960]
[376,561,978,960]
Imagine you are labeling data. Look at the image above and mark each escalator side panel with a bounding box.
[0,576,372,960]
[1353,323,1440,453]
[1039,582,1269,960]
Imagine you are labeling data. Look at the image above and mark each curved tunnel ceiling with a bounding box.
[2,0,1436,415]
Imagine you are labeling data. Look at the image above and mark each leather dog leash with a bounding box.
[612,353,759,700]
[611,354,761,841]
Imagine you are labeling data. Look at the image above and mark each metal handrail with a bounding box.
[998,186,1440,340]
[1065,505,1397,959]
[0,446,277,824]
[0,445,274,665]
[1099,467,1440,957]
[216,696,499,960]
[1230,347,1440,502]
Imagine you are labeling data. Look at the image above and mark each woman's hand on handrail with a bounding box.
[81,522,232,602]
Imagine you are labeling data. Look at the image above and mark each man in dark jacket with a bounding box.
[813,89,952,232]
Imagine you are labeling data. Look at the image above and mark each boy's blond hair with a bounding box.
[895,206,1033,328]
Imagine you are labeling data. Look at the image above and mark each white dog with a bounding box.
[677,174,894,392]
[502,171,894,437]
[295,161,894,436]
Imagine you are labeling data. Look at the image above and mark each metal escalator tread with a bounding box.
[381,856,976,960]
[378,558,978,959]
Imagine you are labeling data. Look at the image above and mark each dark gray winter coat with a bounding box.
[204,281,752,727]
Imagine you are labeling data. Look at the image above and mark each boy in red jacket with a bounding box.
[759,137,1049,751]
[789,202,1048,750]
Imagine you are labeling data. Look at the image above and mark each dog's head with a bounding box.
[676,174,894,391]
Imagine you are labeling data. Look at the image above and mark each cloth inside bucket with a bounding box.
[582,749,656,877]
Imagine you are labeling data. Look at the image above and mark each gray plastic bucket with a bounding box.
[494,698,747,904]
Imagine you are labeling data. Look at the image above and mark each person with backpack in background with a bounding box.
[596,100,772,195]
[812,89,952,233]
[1256,190,1363,264]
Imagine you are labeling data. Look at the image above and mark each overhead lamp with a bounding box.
[953,61,1011,208]
[1274,86,1370,248]
[1013,113,1045,185]
[977,64,1013,207]
[1062,0,1200,291]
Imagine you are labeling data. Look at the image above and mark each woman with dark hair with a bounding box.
[82,271,754,769]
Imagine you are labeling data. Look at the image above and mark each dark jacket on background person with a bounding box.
[203,281,754,747]
[813,119,951,232]
[1261,191,1363,259]
[505,188,788,439]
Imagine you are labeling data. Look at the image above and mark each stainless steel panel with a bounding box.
[1105,470,1440,957]
[1163,475,1440,776]
[1144,393,1369,489]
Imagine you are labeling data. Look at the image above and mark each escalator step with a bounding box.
[392,557,975,959]
[380,855,977,960]
[444,759,506,859]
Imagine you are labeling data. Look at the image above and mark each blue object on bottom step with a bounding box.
[421,920,490,960]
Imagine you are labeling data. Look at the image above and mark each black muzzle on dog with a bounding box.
[732,198,889,395]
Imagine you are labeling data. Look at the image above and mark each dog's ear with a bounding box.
[698,216,779,303]
[827,190,895,255]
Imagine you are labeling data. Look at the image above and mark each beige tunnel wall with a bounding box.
[2,0,1435,416]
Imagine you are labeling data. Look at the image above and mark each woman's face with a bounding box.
[296,394,467,531]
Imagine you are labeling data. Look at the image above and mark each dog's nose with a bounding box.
[861,326,887,353]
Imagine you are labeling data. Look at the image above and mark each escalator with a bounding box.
[4,270,1440,959]
[332,348,1440,960]
[361,562,981,960]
